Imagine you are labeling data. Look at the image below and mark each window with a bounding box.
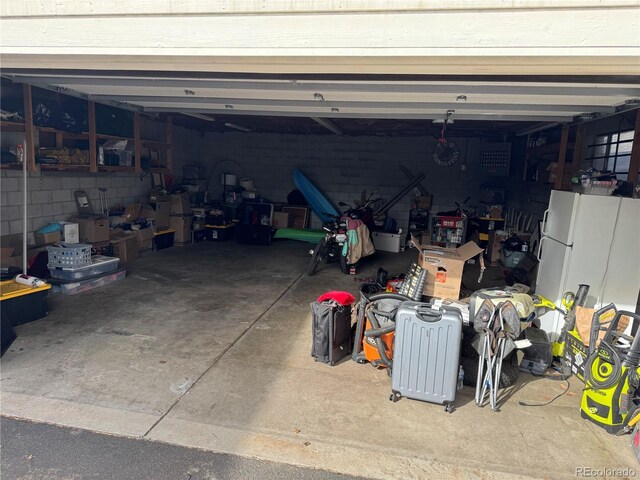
[588,129,634,180]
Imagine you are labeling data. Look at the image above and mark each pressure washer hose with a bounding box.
[584,341,622,390]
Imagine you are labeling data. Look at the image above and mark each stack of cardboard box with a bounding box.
[169,193,193,246]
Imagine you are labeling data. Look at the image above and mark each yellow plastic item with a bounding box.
[0,279,51,301]
[153,229,176,236]
[533,294,557,311]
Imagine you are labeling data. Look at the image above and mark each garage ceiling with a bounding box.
[3,71,640,136]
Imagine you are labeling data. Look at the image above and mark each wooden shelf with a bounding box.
[39,163,91,172]
[1,163,26,170]
[37,126,89,140]
[98,165,135,173]
[0,120,26,132]
[3,87,172,174]
[526,142,574,156]
[142,140,168,148]
[95,133,134,142]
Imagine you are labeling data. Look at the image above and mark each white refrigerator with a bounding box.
[536,190,640,341]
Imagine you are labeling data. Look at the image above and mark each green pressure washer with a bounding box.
[581,305,640,434]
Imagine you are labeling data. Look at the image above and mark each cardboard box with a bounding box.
[1,246,15,260]
[124,203,141,222]
[415,195,432,210]
[282,206,309,229]
[109,228,124,239]
[1,234,24,268]
[134,228,154,252]
[34,230,61,246]
[58,222,79,244]
[412,235,483,300]
[110,233,139,264]
[155,201,172,230]
[170,215,193,244]
[71,216,109,243]
[149,191,170,204]
[272,212,292,229]
[488,231,509,264]
[140,205,156,220]
[170,193,192,216]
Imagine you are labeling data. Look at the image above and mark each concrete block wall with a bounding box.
[0,169,149,236]
[173,132,499,232]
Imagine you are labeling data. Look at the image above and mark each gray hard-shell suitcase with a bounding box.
[391,301,463,411]
[310,301,352,366]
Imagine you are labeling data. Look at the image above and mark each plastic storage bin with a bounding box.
[153,229,175,250]
[49,255,119,281]
[52,269,126,296]
[0,279,51,326]
[47,243,92,268]
[501,250,527,268]
[205,224,236,241]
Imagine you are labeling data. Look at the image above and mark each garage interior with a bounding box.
[2,3,640,479]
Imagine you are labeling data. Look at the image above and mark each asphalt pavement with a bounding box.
[1,417,370,480]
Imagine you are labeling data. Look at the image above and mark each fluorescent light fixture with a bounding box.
[310,117,342,135]
[182,112,215,122]
[224,122,251,132]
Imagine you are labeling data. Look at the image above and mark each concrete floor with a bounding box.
[1,240,636,479]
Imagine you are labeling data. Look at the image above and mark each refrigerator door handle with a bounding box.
[540,208,550,237]
[537,235,546,259]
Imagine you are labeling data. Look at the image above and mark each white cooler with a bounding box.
[372,231,403,253]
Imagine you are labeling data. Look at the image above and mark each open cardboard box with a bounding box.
[411,234,483,300]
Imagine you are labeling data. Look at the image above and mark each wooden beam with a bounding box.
[566,124,585,188]
[134,112,141,174]
[554,125,570,190]
[88,100,97,173]
[55,131,63,148]
[21,84,36,173]
[166,115,173,173]
[628,108,640,185]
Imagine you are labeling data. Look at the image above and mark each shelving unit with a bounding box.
[0,84,173,175]
[430,215,467,247]
[522,125,583,190]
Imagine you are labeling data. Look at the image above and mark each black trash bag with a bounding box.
[502,235,524,252]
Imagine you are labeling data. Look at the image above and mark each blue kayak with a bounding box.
[293,169,340,222]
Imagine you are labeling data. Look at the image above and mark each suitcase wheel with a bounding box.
[389,392,401,403]
[445,403,454,413]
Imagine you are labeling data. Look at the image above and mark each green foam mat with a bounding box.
[273,228,325,244]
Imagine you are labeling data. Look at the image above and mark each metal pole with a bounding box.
[22,136,28,274]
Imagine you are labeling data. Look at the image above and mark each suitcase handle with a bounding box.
[416,307,442,322]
